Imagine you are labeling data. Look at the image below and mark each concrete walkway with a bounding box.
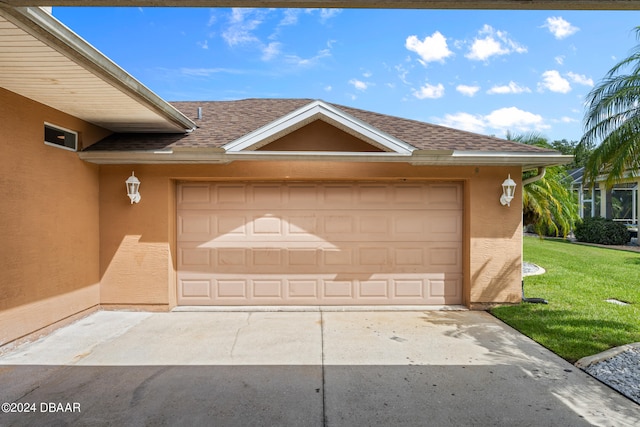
[0,310,638,426]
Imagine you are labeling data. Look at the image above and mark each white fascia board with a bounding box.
[79,150,412,164]
[592,169,640,183]
[78,150,230,164]
[411,151,573,168]
[222,100,415,154]
[79,148,572,168]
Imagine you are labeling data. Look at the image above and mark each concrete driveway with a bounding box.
[0,310,638,426]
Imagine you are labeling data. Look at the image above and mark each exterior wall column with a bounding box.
[599,182,608,218]
[636,178,640,226]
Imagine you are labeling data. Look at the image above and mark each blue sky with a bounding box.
[52,7,640,142]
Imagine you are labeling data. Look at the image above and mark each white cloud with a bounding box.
[261,42,281,61]
[405,31,453,64]
[324,85,333,92]
[349,79,369,91]
[222,8,266,46]
[207,12,217,27]
[538,70,572,93]
[435,107,548,135]
[437,112,486,133]
[198,40,209,50]
[413,83,445,99]
[567,71,594,86]
[559,116,578,123]
[456,84,480,97]
[485,107,547,132]
[543,16,579,39]
[179,67,245,77]
[284,48,331,67]
[465,24,527,62]
[554,55,565,65]
[487,81,531,95]
[319,8,342,21]
[395,64,411,84]
[220,9,334,68]
[279,9,300,26]
[305,8,342,23]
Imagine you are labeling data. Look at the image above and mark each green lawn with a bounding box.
[491,236,640,363]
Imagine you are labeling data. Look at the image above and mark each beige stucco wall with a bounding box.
[0,90,523,346]
[0,88,110,345]
[99,161,523,309]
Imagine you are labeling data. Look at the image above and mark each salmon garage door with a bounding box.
[177,182,462,305]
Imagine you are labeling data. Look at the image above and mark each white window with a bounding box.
[44,123,77,151]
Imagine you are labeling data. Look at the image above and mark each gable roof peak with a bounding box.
[222,98,415,155]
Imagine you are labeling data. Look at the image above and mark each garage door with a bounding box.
[177,182,462,305]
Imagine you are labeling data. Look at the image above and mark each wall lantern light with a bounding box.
[126,172,141,204]
[500,174,516,207]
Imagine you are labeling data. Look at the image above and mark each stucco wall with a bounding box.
[99,162,523,309]
[0,88,109,345]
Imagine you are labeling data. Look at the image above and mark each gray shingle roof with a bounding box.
[85,99,555,153]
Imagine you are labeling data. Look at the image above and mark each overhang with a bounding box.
[0,6,196,133]
[78,148,572,170]
[3,1,640,11]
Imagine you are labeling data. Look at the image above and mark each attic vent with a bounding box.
[197,107,202,120]
[44,123,77,151]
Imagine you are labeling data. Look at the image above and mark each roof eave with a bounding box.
[411,151,574,170]
[79,149,573,167]
[1,6,196,132]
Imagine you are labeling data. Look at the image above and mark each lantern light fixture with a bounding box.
[500,174,516,207]
[126,172,141,204]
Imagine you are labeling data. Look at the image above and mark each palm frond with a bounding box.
[581,29,640,187]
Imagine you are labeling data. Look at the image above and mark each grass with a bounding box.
[491,236,640,363]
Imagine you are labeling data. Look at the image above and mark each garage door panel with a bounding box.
[217,215,247,236]
[178,274,463,305]
[288,280,318,298]
[179,210,460,243]
[177,182,463,305]
[180,279,211,299]
[253,248,283,266]
[179,247,211,268]
[253,280,283,298]
[177,214,212,241]
[428,183,463,209]
[359,280,389,298]
[216,184,248,204]
[177,183,214,208]
[288,216,318,234]
[252,215,282,235]
[217,279,247,298]
[178,244,461,275]
[428,275,463,303]
[324,248,353,266]
[324,279,354,298]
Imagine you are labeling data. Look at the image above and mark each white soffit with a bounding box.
[223,100,416,155]
[0,6,195,133]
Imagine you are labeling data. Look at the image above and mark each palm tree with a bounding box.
[581,26,640,187]
[508,132,581,237]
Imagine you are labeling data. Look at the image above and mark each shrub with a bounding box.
[574,217,631,245]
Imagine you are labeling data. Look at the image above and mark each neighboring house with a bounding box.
[0,7,570,346]
[570,167,639,231]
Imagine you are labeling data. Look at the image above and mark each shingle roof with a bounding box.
[85,99,555,153]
